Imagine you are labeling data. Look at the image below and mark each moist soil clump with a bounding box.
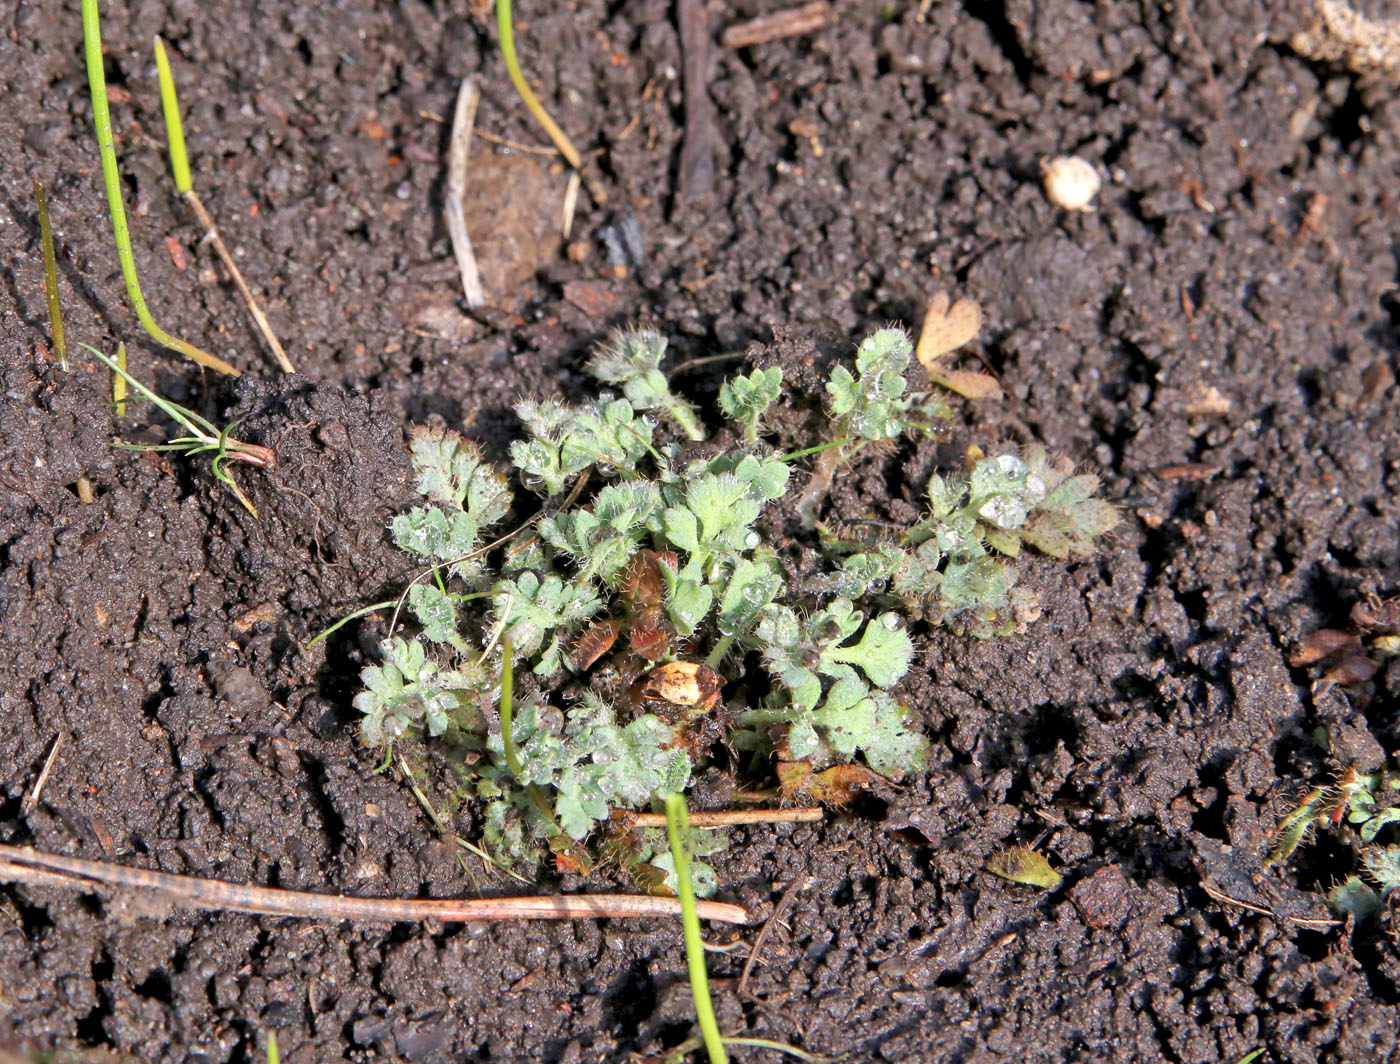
[3,1,1400,1061]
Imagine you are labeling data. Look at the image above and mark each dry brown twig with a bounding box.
[629,808,824,829]
[721,1,829,48]
[21,734,65,815]
[0,844,750,925]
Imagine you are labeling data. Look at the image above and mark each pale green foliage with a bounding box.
[736,600,924,778]
[353,636,490,745]
[811,445,1119,637]
[355,323,1115,871]
[481,694,693,851]
[642,825,729,898]
[511,397,654,497]
[826,328,941,441]
[917,446,1118,560]
[539,481,660,585]
[719,366,783,443]
[391,428,510,578]
[586,328,704,440]
[1362,845,1400,896]
[489,571,602,676]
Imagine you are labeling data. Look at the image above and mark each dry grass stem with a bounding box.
[446,77,486,308]
[21,734,65,815]
[183,191,294,372]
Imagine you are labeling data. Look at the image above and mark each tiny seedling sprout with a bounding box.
[495,0,604,205]
[152,36,294,373]
[82,344,274,517]
[33,178,67,371]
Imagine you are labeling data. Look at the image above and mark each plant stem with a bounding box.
[33,179,67,371]
[664,793,727,1064]
[498,640,566,836]
[153,37,294,373]
[666,397,707,442]
[630,807,823,828]
[80,0,238,377]
[794,443,845,528]
[704,634,735,671]
[113,342,127,417]
[496,0,581,171]
[306,600,398,649]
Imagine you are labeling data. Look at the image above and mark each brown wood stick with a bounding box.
[721,1,828,49]
[677,0,715,204]
[629,808,823,828]
[0,844,750,925]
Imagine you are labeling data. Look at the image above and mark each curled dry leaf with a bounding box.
[916,291,1000,400]
[777,761,892,804]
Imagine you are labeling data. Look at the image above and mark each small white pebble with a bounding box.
[1041,155,1101,211]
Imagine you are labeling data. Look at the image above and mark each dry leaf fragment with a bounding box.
[1287,628,1360,667]
[917,292,997,398]
[777,761,891,804]
[916,291,982,366]
[926,367,1002,401]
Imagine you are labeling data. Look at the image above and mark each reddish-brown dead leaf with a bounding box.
[1287,628,1361,667]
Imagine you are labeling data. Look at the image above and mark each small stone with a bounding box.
[1041,155,1101,211]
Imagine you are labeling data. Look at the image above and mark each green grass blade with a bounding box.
[80,0,238,377]
[665,793,727,1064]
[152,37,193,194]
[33,178,68,371]
[495,0,581,170]
[306,601,397,649]
[81,342,216,441]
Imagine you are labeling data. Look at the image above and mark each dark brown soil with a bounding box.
[4,0,1400,1060]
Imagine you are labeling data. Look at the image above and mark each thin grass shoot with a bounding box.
[33,178,67,371]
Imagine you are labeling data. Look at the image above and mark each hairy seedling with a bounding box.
[1270,764,1400,919]
[353,324,1115,882]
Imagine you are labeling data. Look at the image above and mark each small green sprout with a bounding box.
[985,846,1062,890]
[83,344,274,516]
[718,366,783,444]
[666,793,727,1064]
[587,329,705,441]
[1268,766,1400,866]
[495,0,586,179]
[153,35,293,371]
[1269,763,1400,921]
[33,178,67,371]
[796,327,948,526]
